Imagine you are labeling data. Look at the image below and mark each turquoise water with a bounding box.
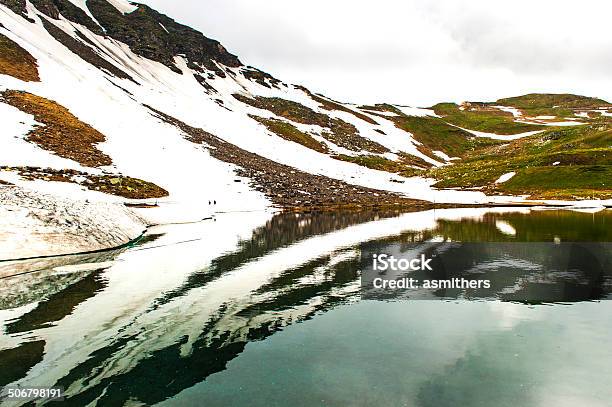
[0,208,610,406]
[165,301,612,407]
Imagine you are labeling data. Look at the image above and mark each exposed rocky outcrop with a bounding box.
[250,115,329,154]
[31,0,104,34]
[242,66,281,89]
[1,0,242,74]
[0,0,31,22]
[40,18,133,80]
[87,0,241,74]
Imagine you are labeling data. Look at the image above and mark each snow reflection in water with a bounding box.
[0,208,611,406]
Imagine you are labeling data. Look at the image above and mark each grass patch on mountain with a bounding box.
[295,86,378,125]
[496,94,611,119]
[501,166,611,199]
[358,104,397,113]
[396,152,434,170]
[233,93,332,127]
[498,94,610,110]
[393,115,502,157]
[360,105,502,161]
[0,0,31,21]
[251,115,328,153]
[312,95,378,124]
[1,90,112,167]
[429,123,612,199]
[233,93,389,153]
[1,166,168,199]
[30,0,104,35]
[92,175,168,199]
[320,121,388,153]
[0,33,40,82]
[432,102,543,135]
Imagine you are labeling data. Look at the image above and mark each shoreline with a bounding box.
[2,198,609,265]
[1,180,609,263]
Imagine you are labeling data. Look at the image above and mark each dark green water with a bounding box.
[0,208,610,406]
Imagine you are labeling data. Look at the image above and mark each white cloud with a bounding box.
[139,0,612,106]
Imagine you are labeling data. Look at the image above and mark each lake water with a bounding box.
[0,208,611,406]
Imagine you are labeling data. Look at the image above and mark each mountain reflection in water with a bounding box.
[0,208,610,406]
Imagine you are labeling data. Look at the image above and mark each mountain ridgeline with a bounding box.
[0,0,610,206]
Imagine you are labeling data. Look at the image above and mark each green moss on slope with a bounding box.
[431,102,543,135]
[429,122,612,199]
[233,94,389,153]
[497,93,610,110]
[393,115,502,157]
[251,115,328,153]
[495,94,611,118]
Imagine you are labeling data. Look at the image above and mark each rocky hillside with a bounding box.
[0,0,610,224]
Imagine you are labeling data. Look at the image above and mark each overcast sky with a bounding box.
[140,0,612,106]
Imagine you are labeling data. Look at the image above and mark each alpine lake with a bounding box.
[0,207,611,406]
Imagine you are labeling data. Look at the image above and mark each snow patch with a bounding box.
[516,119,584,127]
[596,108,612,117]
[105,0,138,14]
[394,105,439,117]
[449,124,543,141]
[65,0,103,29]
[0,186,146,260]
[361,109,397,117]
[495,172,516,184]
[494,106,522,118]
[432,150,458,162]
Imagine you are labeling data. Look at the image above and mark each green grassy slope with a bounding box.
[429,121,612,199]
[363,104,505,160]
[431,102,544,134]
[359,94,611,200]
[496,94,610,117]
[393,115,501,157]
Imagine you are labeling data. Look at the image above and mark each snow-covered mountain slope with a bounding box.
[0,0,511,214]
[0,0,609,238]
